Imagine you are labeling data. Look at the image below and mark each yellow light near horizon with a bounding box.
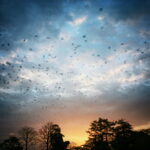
[134,123,150,130]
[64,134,88,146]
[61,123,89,146]
[34,121,89,146]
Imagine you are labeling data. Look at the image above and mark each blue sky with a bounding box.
[0,0,150,144]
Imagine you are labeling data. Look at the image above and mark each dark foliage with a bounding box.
[39,122,69,150]
[0,136,23,150]
[0,119,150,150]
[84,117,150,150]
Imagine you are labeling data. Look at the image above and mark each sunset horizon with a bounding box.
[0,0,150,150]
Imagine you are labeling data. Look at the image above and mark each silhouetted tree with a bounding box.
[70,146,82,150]
[68,142,78,149]
[0,136,23,150]
[19,127,37,150]
[84,118,150,150]
[1,118,149,150]
[112,119,133,150]
[86,117,113,150]
[39,122,69,150]
[82,144,91,150]
[140,128,150,136]
[129,129,150,150]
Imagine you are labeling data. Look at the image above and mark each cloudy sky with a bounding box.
[0,0,150,145]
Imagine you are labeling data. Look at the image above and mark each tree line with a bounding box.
[0,117,150,150]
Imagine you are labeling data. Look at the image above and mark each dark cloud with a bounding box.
[97,81,150,125]
[138,50,150,63]
[0,63,18,87]
[0,90,38,141]
[136,48,150,80]
[121,84,150,122]
[0,0,72,53]
[0,0,65,27]
[0,98,20,141]
[0,98,20,118]
[88,0,150,32]
[91,0,150,20]
[1,0,149,31]
[106,0,150,21]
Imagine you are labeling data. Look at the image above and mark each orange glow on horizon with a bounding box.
[34,120,90,146]
[63,128,88,145]
[28,120,150,146]
[28,105,150,146]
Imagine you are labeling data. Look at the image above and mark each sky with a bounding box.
[0,0,150,145]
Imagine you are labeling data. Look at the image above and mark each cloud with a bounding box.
[0,0,72,54]
[107,0,150,21]
[97,15,105,21]
[0,0,149,143]
[69,16,87,26]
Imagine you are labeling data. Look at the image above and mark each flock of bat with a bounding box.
[0,7,149,111]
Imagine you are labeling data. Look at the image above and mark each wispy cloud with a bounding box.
[69,16,87,26]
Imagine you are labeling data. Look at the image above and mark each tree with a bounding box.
[112,119,133,150]
[84,117,150,150]
[140,128,150,136]
[86,117,113,150]
[39,122,69,150]
[70,146,82,150]
[19,127,37,150]
[130,129,150,150]
[0,136,23,150]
